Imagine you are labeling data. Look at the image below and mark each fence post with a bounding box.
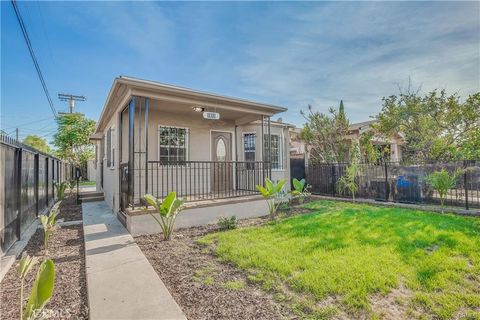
[34,153,39,216]
[384,162,390,201]
[464,160,469,210]
[331,164,336,196]
[15,147,22,239]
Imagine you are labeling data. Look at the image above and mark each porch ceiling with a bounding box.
[148,98,264,125]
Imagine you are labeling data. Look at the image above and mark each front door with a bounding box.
[211,131,233,193]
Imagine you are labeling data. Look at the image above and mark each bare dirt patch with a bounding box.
[58,194,83,221]
[136,217,297,320]
[1,217,88,319]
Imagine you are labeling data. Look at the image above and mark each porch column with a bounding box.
[144,97,149,195]
[128,97,135,207]
[267,116,272,179]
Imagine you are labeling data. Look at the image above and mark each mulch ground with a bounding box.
[1,208,88,319]
[136,206,316,320]
[58,194,83,221]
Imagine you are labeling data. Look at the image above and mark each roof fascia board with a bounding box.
[119,77,286,113]
[130,88,276,116]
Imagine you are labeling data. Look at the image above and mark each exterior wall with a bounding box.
[127,197,269,236]
[236,123,290,189]
[97,99,291,213]
[87,159,96,182]
[96,114,120,213]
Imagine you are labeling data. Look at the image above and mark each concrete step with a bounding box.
[81,196,105,203]
[79,191,104,199]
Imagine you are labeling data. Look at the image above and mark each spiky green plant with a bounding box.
[39,202,61,256]
[143,192,185,240]
[425,168,463,213]
[256,178,286,219]
[53,181,68,200]
[18,256,55,320]
[337,161,360,202]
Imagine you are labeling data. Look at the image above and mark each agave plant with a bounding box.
[143,192,185,240]
[39,202,61,256]
[53,181,68,200]
[425,168,463,213]
[256,178,286,219]
[18,255,55,320]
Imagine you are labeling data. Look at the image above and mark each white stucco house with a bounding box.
[90,76,292,232]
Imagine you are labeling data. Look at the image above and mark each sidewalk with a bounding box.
[82,201,186,320]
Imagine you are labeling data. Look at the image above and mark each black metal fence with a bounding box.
[306,161,480,209]
[1,134,74,254]
[121,160,270,208]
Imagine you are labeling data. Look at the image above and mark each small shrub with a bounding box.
[39,202,61,257]
[143,192,185,240]
[53,181,68,200]
[256,178,286,220]
[425,168,462,212]
[290,178,311,204]
[217,216,237,230]
[18,255,55,320]
[337,161,360,202]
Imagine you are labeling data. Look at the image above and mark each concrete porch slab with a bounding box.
[82,201,186,320]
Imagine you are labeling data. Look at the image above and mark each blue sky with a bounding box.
[1,1,479,143]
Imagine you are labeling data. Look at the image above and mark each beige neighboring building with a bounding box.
[91,76,291,217]
[346,120,405,163]
[289,120,405,163]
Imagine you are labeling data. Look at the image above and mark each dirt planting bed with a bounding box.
[58,194,83,221]
[135,213,313,320]
[1,208,87,319]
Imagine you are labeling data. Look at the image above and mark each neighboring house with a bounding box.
[91,76,291,219]
[289,120,405,163]
[346,120,405,163]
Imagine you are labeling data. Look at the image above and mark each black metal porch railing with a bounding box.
[122,160,271,207]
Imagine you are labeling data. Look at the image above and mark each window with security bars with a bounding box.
[264,134,282,169]
[243,133,256,162]
[158,126,188,164]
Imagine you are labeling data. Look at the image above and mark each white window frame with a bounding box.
[157,125,190,164]
[264,133,284,170]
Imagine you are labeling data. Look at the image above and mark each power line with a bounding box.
[2,115,54,130]
[10,0,57,118]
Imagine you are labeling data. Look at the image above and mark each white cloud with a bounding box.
[237,2,480,125]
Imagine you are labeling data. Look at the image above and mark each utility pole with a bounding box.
[58,93,86,113]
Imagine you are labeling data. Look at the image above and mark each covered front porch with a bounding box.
[115,79,284,210]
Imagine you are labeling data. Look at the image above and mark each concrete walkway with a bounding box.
[82,201,186,320]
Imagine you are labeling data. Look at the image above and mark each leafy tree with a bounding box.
[53,113,96,176]
[23,135,51,154]
[301,101,350,163]
[143,192,185,240]
[425,168,462,212]
[373,89,480,162]
[256,178,286,219]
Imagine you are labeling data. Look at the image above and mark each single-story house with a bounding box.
[91,76,292,231]
[289,120,405,163]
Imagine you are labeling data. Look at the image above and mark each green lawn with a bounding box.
[199,200,480,319]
